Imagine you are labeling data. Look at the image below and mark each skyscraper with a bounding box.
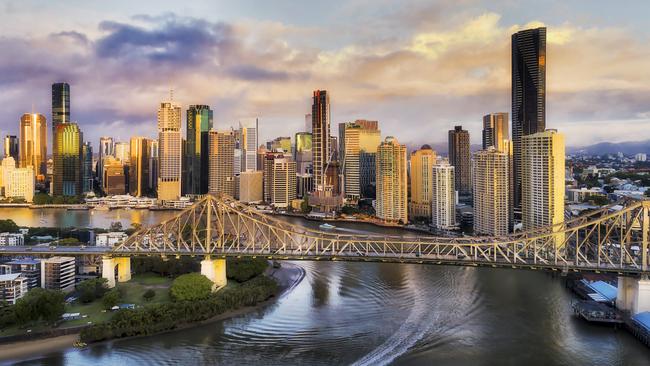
[148,139,159,194]
[4,136,18,163]
[512,27,546,211]
[19,113,47,177]
[82,142,93,193]
[409,145,436,219]
[448,125,471,196]
[294,132,312,174]
[482,113,509,152]
[157,100,182,201]
[52,83,70,192]
[102,156,126,196]
[432,161,456,230]
[263,154,297,208]
[472,148,510,236]
[311,90,330,191]
[114,142,130,164]
[130,137,152,197]
[186,105,213,195]
[304,114,312,133]
[376,137,408,223]
[208,131,235,197]
[238,118,259,171]
[340,120,381,201]
[53,123,82,196]
[521,130,564,244]
[98,136,114,186]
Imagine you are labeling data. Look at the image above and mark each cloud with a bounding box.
[0,7,649,151]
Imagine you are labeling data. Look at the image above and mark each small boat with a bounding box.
[319,223,336,230]
[73,341,87,348]
[94,205,110,211]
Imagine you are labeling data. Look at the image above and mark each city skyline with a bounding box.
[1,1,650,148]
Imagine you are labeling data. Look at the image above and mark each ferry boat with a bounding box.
[93,205,110,211]
[319,223,336,230]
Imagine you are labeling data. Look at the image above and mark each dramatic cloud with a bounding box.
[1,3,649,150]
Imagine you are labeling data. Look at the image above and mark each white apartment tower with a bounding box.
[432,161,456,229]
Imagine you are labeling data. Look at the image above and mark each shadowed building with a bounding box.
[448,126,471,196]
[185,105,213,195]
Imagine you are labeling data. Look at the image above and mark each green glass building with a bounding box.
[53,123,82,196]
[185,105,213,195]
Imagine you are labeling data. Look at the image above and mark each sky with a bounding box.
[1,0,650,151]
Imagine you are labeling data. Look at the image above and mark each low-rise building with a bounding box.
[566,187,606,203]
[96,232,128,247]
[0,232,24,246]
[0,273,29,304]
[41,256,76,292]
[4,259,40,289]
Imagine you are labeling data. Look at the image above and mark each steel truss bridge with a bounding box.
[108,195,650,275]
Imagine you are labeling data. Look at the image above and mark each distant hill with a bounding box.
[568,140,650,155]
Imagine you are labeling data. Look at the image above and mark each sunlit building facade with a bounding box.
[129,137,152,197]
[376,137,408,223]
[157,101,182,201]
[483,113,509,153]
[409,145,436,219]
[4,135,18,162]
[208,131,235,197]
[53,123,82,196]
[472,148,510,236]
[19,113,47,178]
[432,161,456,230]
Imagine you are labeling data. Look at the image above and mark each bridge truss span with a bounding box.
[112,195,650,275]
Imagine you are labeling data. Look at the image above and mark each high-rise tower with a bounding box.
[311,90,330,191]
[512,27,546,211]
[157,99,182,201]
[482,113,509,152]
[376,136,408,223]
[185,105,213,195]
[409,145,436,219]
[448,126,471,196]
[19,113,47,177]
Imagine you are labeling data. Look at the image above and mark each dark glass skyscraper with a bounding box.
[82,141,93,193]
[448,126,471,196]
[185,105,213,195]
[512,27,546,210]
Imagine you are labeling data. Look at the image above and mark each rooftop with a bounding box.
[0,273,22,282]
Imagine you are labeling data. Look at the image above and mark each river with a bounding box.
[3,208,650,365]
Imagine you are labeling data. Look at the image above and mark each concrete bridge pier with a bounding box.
[617,276,650,314]
[201,257,227,291]
[102,256,132,288]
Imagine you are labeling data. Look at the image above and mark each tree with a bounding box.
[14,288,65,325]
[0,219,19,233]
[57,237,82,246]
[170,273,213,302]
[109,221,124,232]
[591,195,609,206]
[142,289,156,302]
[77,278,109,303]
[102,288,121,309]
[227,258,268,282]
[33,193,53,205]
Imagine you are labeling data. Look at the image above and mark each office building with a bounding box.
[483,113,509,152]
[304,113,312,133]
[312,90,330,191]
[157,100,182,201]
[267,136,291,153]
[512,27,546,210]
[360,152,377,199]
[376,137,408,223]
[340,120,381,201]
[185,105,213,195]
[103,156,126,195]
[521,130,565,244]
[0,233,24,246]
[41,256,76,292]
[432,161,456,229]
[263,154,297,208]
[149,139,158,193]
[53,122,82,196]
[3,135,18,162]
[208,131,236,197]
[295,132,312,174]
[0,273,28,305]
[239,170,263,203]
[297,173,314,199]
[19,113,47,177]
[2,158,35,202]
[82,142,93,193]
[96,232,128,247]
[129,137,152,197]
[98,136,114,185]
[448,126,471,196]
[472,148,510,236]
[238,118,259,171]
[51,83,71,193]
[114,142,130,164]
[410,145,436,219]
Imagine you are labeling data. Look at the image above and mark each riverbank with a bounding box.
[0,262,305,364]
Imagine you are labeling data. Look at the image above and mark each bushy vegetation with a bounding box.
[80,275,278,343]
[226,258,268,282]
[0,219,19,233]
[78,278,109,303]
[132,256,200,277]
[143,289,156,302]
[102,288,122,309]
[170,273,213,302]
[33,193,82,205]
[13,288,65,325]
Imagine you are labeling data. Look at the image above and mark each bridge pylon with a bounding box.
[617,276,650,315]
[102,256,131,288]
[201,256,227,291]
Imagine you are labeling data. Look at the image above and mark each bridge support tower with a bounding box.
[102,256,132,288]
[617,276,650,314]
[201,257,227,291]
